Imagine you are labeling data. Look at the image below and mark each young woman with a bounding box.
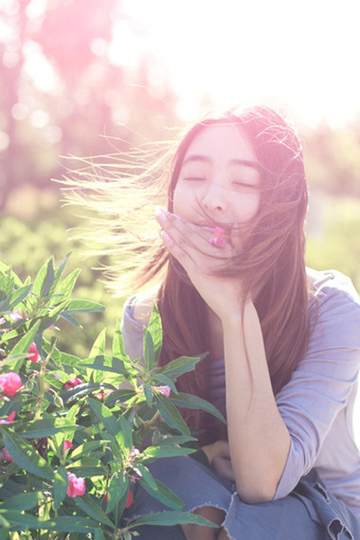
[71,106,360,539]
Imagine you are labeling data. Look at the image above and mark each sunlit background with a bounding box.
[0,0,360,443]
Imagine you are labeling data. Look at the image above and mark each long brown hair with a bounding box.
[155,107,310,443]
[63,105,310,445]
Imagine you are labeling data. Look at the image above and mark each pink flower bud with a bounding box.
[0,372,22,396]
[28,343,41,363]
[0,411,16,424]
[94,390,114,402]
[63,440,73,456]
[66,472,85,497]
[0,447,13,462]
[64,378,83,389]
[154,385,171,397]
[125,490,134,508]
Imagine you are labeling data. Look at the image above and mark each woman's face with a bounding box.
[173,124,261,243]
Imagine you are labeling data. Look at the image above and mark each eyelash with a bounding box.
[183,177,206,182]
[232,181,257,188]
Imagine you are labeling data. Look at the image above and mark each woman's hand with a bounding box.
[202,440,235,482]
[155,207,244,320]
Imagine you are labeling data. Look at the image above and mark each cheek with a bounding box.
[234,193,261,224]
[173,185,194,218]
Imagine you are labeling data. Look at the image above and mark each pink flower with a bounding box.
[66,472,85,497]
[0,447,13,462]
[153,385,171,397]
[27,343,41,363]
[0,411,16,424]
[94,390,114,402]
[10,311,24,322]
[125,490,134,508]
[0,372,22,396]
[63,440,73,456]
[64,378,83,389]
[209,226,226,247]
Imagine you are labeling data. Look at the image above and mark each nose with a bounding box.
[201,181,228,214]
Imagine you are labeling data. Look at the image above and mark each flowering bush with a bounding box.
[0,256,225,539]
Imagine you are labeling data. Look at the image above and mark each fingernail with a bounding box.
[160,230,171,243]
[155,206,167,223]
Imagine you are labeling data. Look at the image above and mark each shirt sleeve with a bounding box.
[120,294,145,362]
[274,272,360,499]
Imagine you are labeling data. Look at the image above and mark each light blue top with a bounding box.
[121,269,360,519]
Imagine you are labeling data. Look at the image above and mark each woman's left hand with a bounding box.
[155,207,244,319]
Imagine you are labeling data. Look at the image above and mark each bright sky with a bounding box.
[112,0,360,126]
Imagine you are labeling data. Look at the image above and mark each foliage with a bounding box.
[0,256,224,539]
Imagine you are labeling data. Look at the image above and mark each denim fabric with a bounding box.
[128,457,360,540]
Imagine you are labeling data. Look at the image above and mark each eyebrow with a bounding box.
[182,154,260,170]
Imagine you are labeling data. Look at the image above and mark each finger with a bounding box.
[160,229,198,270]
[156,208,234,260]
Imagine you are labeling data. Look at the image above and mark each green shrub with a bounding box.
[0,257,223,539]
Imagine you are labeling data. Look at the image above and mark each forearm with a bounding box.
[223,302,290,503]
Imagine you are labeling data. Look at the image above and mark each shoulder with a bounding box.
[306,268,360,345]
[307,267,360,308]
[123,286,161,327]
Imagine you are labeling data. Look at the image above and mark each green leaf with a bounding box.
[143,445,195,459]
[95,528,107,540]
[139,478,184,510]
[53,466,68,510]
[147,302,162,365]
[87,398,122,442]
[17,417,80,439]
[1,428,55,481]
[134,463,157,490]
[153,394,190,435]
[106,471,128,514]
[89,328,106,357]
[41,257,55,297]
[143,327,155,371]
[55,268,81,298]
[103,388,137,408]
[67,466,108,477]
[112,320,127,358]
[65,299,105,313]
[170,393,227,424]
[78,355,127,376]
[143,382,153,407]
[75,493,116,530]
[0,491,45,511]
[8,283,33,311]
[7,319,41,370]
[118,416,133,452]
[59,311,81,326]
[70,440,111,461]
[158,354,207,380]
[32,257,52,297]
[129,510,218,528]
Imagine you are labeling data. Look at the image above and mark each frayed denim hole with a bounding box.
[314,482,330,502]
[328,517,353,540]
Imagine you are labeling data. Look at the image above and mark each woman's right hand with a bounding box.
[202,440,235,482]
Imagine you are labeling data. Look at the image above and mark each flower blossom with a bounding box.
[64,378,83,389]
[0,447,13,462]
[63,440,73,456]
[66,472,85,497]
[0,372,22,396]
[0,411,16,424]
[125,490,133,508]
[209,226,226,247]
[153,385,171,397]
[94,390,114,402]
[28,343,41,363]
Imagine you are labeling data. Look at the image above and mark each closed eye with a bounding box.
[184,177,206,181]
[232,181,258,188]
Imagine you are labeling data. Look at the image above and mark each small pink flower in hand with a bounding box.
[64,378,83,389]
[67,472,85,497]
[209,226,226,247]
[0,372,22,396]
[28,343,41,363]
